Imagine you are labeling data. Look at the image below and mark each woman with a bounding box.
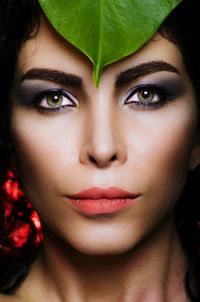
[0,0,200,301]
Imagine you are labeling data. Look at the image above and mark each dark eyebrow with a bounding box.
[21,68,83,88]
[115,61,179,88]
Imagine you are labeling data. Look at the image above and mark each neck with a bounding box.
[17,219,189,302]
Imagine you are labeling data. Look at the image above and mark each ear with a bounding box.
[189,134,200,170]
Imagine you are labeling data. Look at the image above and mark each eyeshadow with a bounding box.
[125,74,185,100]
[13,81,64,106]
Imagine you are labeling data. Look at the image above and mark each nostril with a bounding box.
[111,155,117,161]
[89,154,117,166]
[89,156,97,164]
[80,138,127,166]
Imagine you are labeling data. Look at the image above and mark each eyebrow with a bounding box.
[21,68,83,88]
[115,61,179,88]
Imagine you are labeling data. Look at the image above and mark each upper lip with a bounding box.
[69,187,139,199]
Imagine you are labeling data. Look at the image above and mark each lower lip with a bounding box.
[69,198,135,215]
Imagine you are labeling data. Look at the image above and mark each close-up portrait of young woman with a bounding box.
[0,0,200,301]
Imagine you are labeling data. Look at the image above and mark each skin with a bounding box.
[1,15,199,302]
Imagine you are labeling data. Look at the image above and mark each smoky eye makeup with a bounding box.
[122,76,185,110]
[13,81,78,113]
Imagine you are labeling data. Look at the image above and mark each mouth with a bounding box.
[67,187,139,215]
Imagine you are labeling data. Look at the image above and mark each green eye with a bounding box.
[137,89,155,103]
[38,90,78,110]
[125,87,160,105]
[124,85,167,110]
[46,94,64,108]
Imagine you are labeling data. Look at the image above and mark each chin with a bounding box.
[73,243,132,256]
[66,233,136,256]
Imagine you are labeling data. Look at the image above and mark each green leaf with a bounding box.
[38,0,182,85]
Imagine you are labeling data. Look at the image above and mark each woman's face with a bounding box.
[11,16,199,255]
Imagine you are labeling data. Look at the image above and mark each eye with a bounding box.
[136,89,158,103]
[125,86,161,106]
[38,90,77,110]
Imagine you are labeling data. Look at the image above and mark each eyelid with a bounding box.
[123,84,163,104]
[35,89,79,106]
[38,90,77,110]
[15,81,79,105]
[121,72,182,95]
[122,75,184,102]
[120,79,184,111]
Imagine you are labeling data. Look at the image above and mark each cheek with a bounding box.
[125,102,198,204]
[10,108,84,193]
[150,116,196,175]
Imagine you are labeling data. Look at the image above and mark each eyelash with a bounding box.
[28,84,174,113]
[31,89,77,113]
[124,84,173,109]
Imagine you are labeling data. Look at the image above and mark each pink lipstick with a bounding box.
[68,187,138,215]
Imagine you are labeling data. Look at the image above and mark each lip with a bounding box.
[67,187,139,215]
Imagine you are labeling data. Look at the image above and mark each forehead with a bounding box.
[17,15,188,87]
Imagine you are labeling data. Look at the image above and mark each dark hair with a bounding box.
[0,0,200,300]
[0,0,41,293]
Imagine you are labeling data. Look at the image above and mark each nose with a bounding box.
[80,106,127,168]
